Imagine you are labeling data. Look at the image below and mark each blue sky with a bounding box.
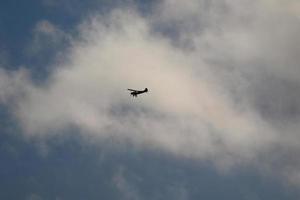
[1,0,300,199]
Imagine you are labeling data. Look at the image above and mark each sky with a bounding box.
[1,0,300,199]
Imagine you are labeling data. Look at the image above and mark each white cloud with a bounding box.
[12,10,272,162]
[1,0,300,187]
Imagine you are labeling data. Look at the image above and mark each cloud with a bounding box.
[112,166,141,200]
[263,0,300,18]
[12,9,273,162]
[0,68,31,105]
[1,0,300,187]
[26,20,70,58]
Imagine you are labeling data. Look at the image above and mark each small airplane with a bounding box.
[128,88,148,97]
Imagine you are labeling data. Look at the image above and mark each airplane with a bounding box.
[128,88,148,97]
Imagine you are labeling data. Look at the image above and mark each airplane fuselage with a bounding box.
[128,88,148,97]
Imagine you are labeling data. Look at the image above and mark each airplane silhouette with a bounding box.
[128,88,148,97]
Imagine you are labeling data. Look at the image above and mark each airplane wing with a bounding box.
[128,89,138,92]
